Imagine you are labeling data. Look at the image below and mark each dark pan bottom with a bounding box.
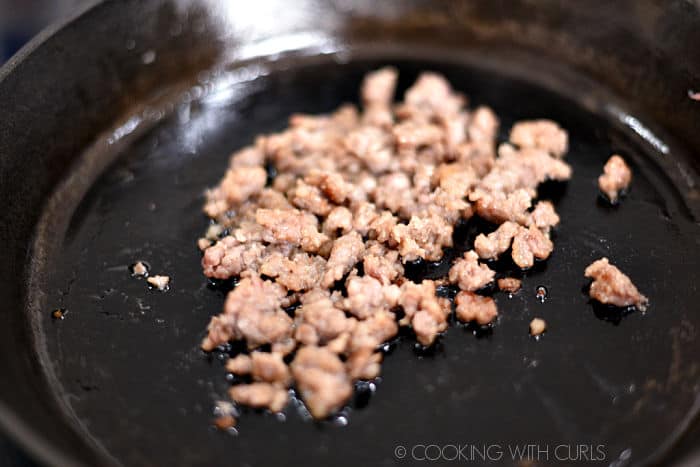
[34,50,700,466]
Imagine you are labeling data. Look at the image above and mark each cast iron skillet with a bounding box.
[1,1,699,466]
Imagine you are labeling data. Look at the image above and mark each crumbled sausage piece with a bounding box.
[326,332,351,355]
[511,225,554,269]
[455,292,498,325]
[392,121,444,152]
[529,318,547,336]
[220,166,267,205]
[439,112,468,154]
[323,206,353,236]
[291,346,354,419]
[346,349,383,380]
[201,275,292,351]
[473,221,519,260]
[470,189,532,225]
[468,106,499,144]
[346,126,394,173]
[203,187,229,219]
[417,188,472,224]
[398,280,450,346]
[256,209,328,253]
[202,237,266,279]
[361,66,398,108]
[584,257,648,310]
[258,188,294,210]
[225,354,253,375]
[205,223,224,240]
[448,251,495,291]
[479,145,571,195]
[598,155,632,203]
[131,261,149,277]
[259,251,325,292]
[271,338,297,356]
[373,172,413,214]
[349,310,399,352]
[229,383,288,413]
[288,179,333,216]
[197,238,212,251]
[226,351,292,386]
[230,220,265,243]
[509,120,568,158]
[352,202,380,236]
[412,310,443,346]
[213,414,237,430]
[528,201,560,232]
[392,214,453,262]
[368,210,398,244]
[322,232,365,287]
[363,243,404,285]
[401,72,464,119]
[497,277,522,293]
[250,352,292,387]
[296,289,355,344]
[434,163,477,197]
[344,275,400,319]
[304,170,352,204]
[147,275,170,291]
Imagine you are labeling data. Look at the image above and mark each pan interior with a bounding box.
[35,53,700,467]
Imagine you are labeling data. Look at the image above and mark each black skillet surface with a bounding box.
[35,55,700,467]
[1,1,700,467]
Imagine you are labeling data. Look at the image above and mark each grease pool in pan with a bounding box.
[39,56,700,467]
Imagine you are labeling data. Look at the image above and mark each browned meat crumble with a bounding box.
[598,155,632,203]
[584,257,648,311]
[198,68,573,421]
[146,275,170,291]
[529,318,547,336]
[131,261,149,277]
[497,277,522,294]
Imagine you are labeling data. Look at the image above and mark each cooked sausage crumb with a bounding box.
[509,120,568,158]
[197,68,577,422]
[448,251,495,291]
[146,275,170,290]
[598,155,632,203]
[455,292,498,325]
[497,277,522,294]
[529,318,547,336]
[131,261,149,277]
[229,383,288,413]
[213,414,237,430]
[584,257,648,311]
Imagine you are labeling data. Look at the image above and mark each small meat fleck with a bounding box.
[497,277,522,294]
[529,318,547,336]
[51,309,67,320]
[147,275,170,291]
[213,414,237,430]
[598,155,632,203]
[130,261,149,277]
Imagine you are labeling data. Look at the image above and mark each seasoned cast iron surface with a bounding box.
[40,58,700,467]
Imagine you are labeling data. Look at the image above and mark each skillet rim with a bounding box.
[0,1,699,466]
